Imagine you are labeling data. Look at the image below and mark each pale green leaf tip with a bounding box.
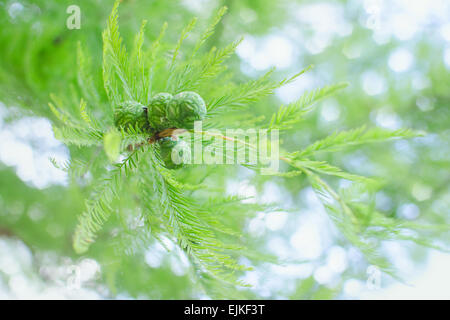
[103,128,122,162]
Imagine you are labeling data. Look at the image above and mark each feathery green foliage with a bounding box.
[298,126,424,157]
[40,0,444,295]
[269,81,348,131]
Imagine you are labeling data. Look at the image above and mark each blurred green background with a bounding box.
[0,0,449,299]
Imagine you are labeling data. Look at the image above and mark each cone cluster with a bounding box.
[114,91,205,168]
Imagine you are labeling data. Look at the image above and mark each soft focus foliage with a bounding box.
[0,0,449,299]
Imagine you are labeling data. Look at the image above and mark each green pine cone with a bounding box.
[114,101,147,131]
[159,137,191,169]
[170,91,207,129]
[147,91,207,131]
[165,98,182,125]
[148,92,173,131]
